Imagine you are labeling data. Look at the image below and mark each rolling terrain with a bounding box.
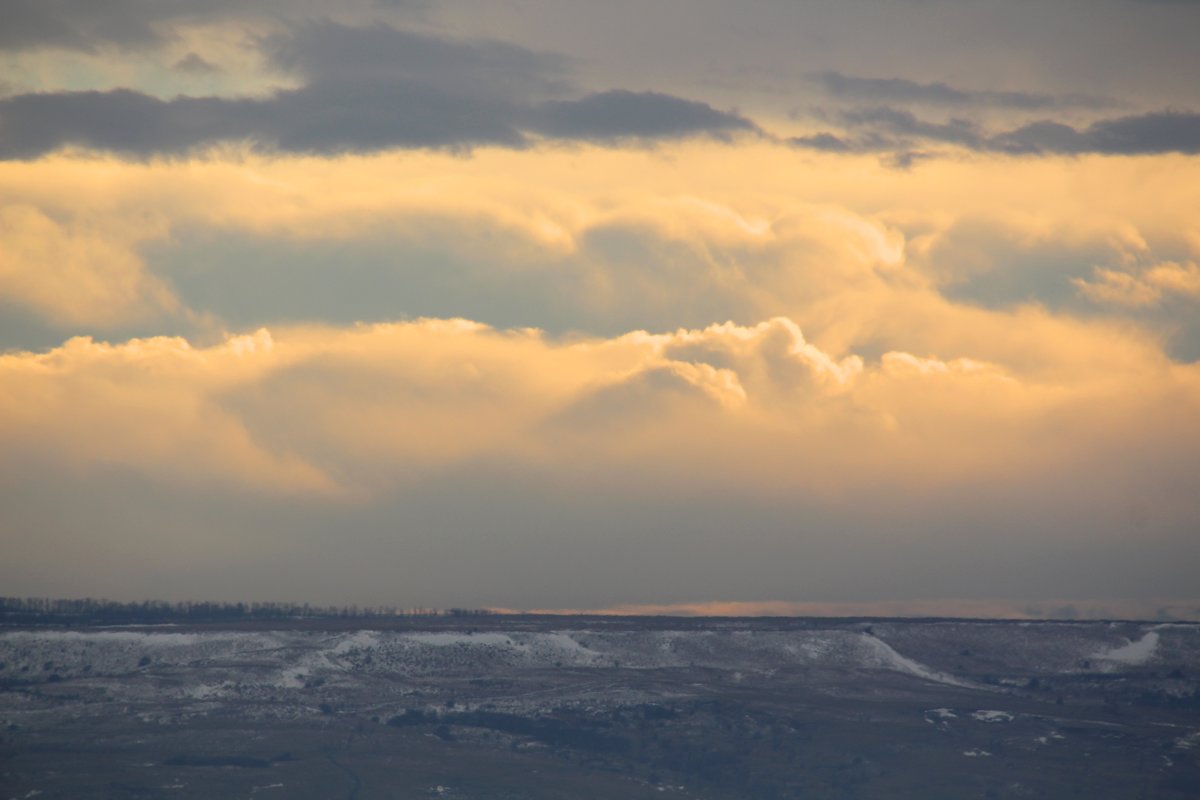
[2,616,1198,798]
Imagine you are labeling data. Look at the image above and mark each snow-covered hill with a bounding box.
[3,620,1196,714]
[3,619,1199,800]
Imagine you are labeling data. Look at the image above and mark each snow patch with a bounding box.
[275,668,307,689]
[858,634,974,688]
[184,683,227,700]
[1175,731,1200,750]
[542,632,601,659]
[332,631,380,654]
[971,710,1013,723]
[1095,631,1159,666]
[407,632,515,648]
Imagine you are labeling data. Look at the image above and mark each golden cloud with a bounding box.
[0,204,177,326]
[1,144,1198,512]
[1074,261,1200,307]
[1,315,1196,500]
[1,145,1194,382]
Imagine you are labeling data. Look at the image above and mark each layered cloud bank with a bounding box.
[4,309,1198,503]
[0,316,1050,494]
[2,311,1198,607]
[1,0,1198,611]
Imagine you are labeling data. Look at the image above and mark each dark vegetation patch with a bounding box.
[163,754,272,768]
[389,709,630,754]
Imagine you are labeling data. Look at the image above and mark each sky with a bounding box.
[1,0,1199,619]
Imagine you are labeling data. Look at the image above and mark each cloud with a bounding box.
[3,313,1196,501]
[0,329,335,494]
[646,317,864,397]
[5,143,1199,369]
[172,52,222,74]
[803,106,1200,157]
[545,361,748,442]
[0,204,177,325]
[528,90,757,142]
[787,107,976,157]
[843,106,982,146]
[4,14,1197,161]
[0,0,356,53]
[0,89,248,159]
[812,71,1110,110]
[261,19,567,98]
[0,144,921,341]
[1074,261,1200,306]
[2,313,1198,610]
[992,110,1200,155]
[545,318,862,447]
[786,132,853,152]
[0,0,197,52]
[0,21,757,158]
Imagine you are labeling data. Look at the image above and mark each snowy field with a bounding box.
[2,618,1198,798]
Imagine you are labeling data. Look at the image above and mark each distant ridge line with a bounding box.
[3,595,1199,628]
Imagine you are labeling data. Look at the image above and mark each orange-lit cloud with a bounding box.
[3,146,1199,359]
[2,314,1197,501]
[1074,261,1200,307]
[0,204,176,326]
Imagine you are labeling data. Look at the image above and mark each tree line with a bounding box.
[0,596,495,625]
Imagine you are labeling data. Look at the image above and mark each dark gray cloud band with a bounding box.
[813,71,1111,110]
[1,13,1193,161]
[791,107,1200,157]
[992,111,1200,155]
[0,21,756,158]
[0,0,247,53]
[531,90,756,142]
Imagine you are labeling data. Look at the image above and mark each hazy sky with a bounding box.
[2,0,1199,616]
